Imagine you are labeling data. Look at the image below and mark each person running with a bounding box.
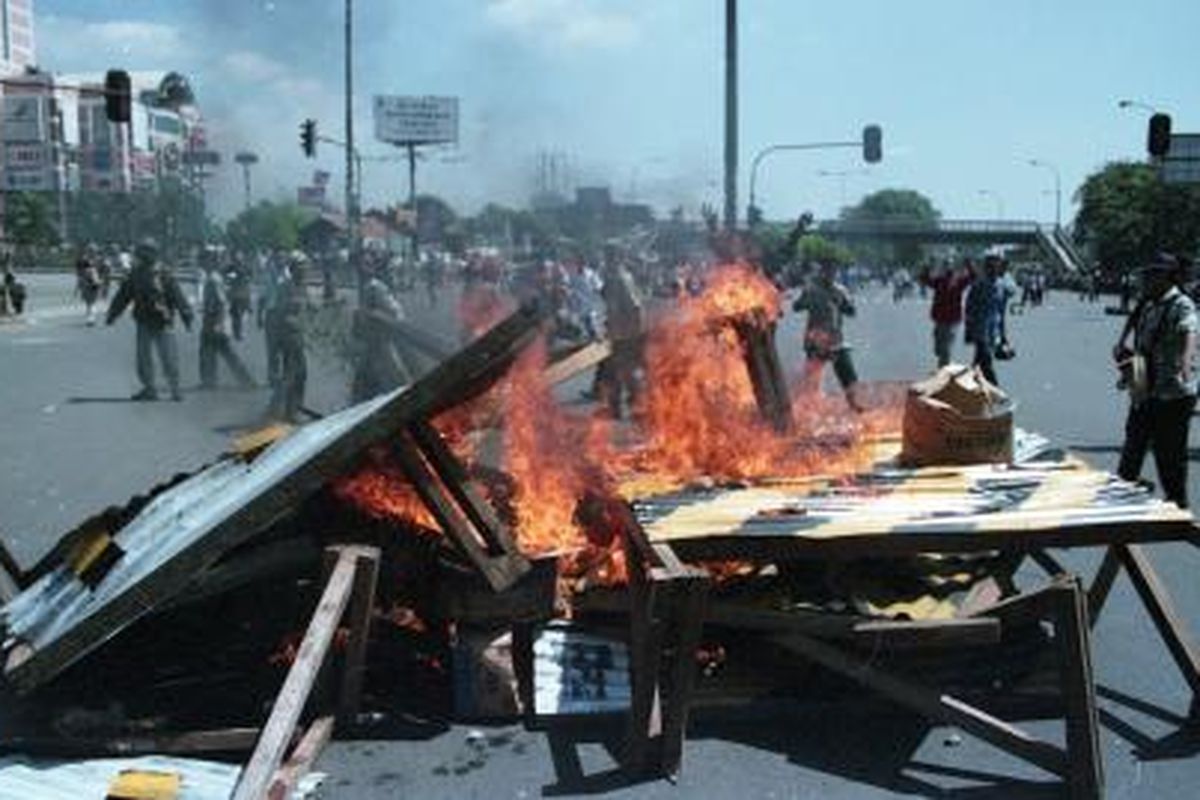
[1115,254,1198,508]
[920,259,972,367]
[794,261,863,412]
[105,239,193,401]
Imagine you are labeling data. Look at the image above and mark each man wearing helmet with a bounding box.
[105,238,193,401]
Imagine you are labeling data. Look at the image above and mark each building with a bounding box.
[0,0,36,76]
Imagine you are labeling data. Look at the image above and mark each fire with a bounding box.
[335,261,903,585]
[333,455,439,531]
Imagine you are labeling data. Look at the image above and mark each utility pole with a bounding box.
[345,0,359,280]
[407,142,418,263]
[723,0,738,230]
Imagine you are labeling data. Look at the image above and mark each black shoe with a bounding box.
[170,389,184,402]
[131,388,158,401]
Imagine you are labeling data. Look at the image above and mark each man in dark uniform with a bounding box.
[269,253,310,422]
[224,252,253,341]
[106,238,193,401]
[351,260,413,402]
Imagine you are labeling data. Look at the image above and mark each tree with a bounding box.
[1074,161,1200,275]
[225,200,315,252]
[6,192,59,247]
[796,234,853,267]
[840,188,941,266]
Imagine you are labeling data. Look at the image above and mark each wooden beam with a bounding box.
[1087,547,1122,628]
[267,715,335,800]
[231,546,363,800]
[1117,544,1200,697]
[0,728,264,758]
[1029,549,1067,578]
[409,419,525,559]
[337,549,380,728]
[658,573,708,778]
[391,434,529,592]
[772,631,1068,778]
[1051,579,1104,800]
[732,314,792,434]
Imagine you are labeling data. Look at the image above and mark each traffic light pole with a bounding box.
[723,0,738,231]
[406,142,418,264]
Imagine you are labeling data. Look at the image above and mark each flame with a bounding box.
[334,262,904,587]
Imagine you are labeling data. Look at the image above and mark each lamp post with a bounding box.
[234,151,258,211]
[748,139,862,223]
[1027,158,1061,228]
[816,168,869,210]
[978,189,1004,221]
[1117,99,1158,114]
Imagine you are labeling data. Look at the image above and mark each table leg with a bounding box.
[1116,544,1200,701]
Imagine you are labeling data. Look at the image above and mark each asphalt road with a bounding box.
[3,276,1199,798]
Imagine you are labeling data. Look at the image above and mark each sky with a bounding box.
[34,0,1200,224]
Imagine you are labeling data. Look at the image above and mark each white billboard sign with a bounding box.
[1163,134,1200,185]
[373,95,458,145]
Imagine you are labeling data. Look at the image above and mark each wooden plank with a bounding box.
[1052,580,1104,800]
[658,574,709,778]
[662,517,1194,564]
[231,547,361,800]
[1117,544,1200,697]
[733,315,791,434]
[1087,547,1122,628]
[337,548,381,728]
[160,537,322,614]
[391,434,529,592]
[544,340,613,386]
[7,303,547,693]
[409,419,526,559]
[773,632,1069,778]
[268,715,335,800]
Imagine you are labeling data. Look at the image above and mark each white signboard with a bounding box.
[1163,134,1200,185]
[373,95,458,145]
[3,95,45,143]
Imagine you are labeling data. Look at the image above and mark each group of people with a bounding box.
[919,255,1018,385]
[102,240,311,421]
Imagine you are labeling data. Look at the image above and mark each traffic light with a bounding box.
[1148,113,1172,158]
[104,69,132,124]
[300,119,317,158]
[863,124,883,163]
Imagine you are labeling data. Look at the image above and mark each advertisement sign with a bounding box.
[3,95,45,143]
[181,150,221,167]
[1163,134,1200,185]
[3,142,48,170]
[373,95,458,145]
[297,185,326,208]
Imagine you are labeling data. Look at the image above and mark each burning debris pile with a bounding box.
[335,261,898,589]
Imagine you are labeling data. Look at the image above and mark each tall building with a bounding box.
[0,0,36,75]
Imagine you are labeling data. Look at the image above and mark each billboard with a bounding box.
[1163,134,1200,185]
[2,95,45,143]
[297,185,326,208]
[373,95,458,145]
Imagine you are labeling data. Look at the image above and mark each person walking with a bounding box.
[225,253,253,341]
[963,255,1009,386]
[105,239,193,401]
[597,255,645,419]
[920,259,972,367]
[1115,254,1198,508]
[198,256,255,390]
[75,244,102,326]
[794,261,864,412]
[351,260,412,402]
[268,253,310,422]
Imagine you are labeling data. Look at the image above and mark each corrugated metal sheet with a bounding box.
[1,391,395,657]
[0,755,240,800]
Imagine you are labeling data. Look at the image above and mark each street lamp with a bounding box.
[748,139,864,224]
[1027,158,1061,228]
[234,151,258,211]
[1118,99,1158,114]
[978,189,1004,221]
[816,168,869,209]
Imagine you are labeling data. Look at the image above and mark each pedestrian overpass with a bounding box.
[817,219,1085,272]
